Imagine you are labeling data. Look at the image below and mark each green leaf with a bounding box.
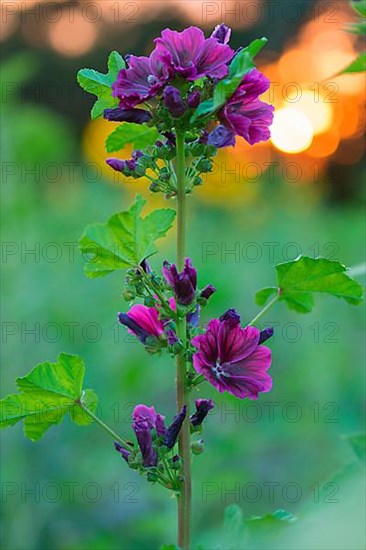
[351,0,366,18]
[344,433,366,461]
[224,504,244,539]
[255,256,363,313]
[244,509,296,537]
[346,21,366,35]
[106,123,161,153]
[255,287,278,306]
[191,37,268,122]
[79,195,176,278]
[77,51,125,119]
[0,353,97,441]
[338,51,366,74]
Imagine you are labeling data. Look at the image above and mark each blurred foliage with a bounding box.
[1,28,365,550]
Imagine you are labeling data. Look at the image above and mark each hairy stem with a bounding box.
[175,130,191,550]
[79,398,133,451]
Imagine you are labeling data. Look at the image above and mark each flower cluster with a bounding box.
[115,401,214,483]
[105,24,274,190]
[117,258,273,402]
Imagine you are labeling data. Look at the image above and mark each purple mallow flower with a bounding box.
[190,399,214,427]
[103,107,152,124]
[154,26,234,81]
[163,86,186,117]
[191,309,273,400]
[211,23,231,44]
[118,304,164,344]
[162,258,197,306]
[112,52,170,108]
[217,68,274,146]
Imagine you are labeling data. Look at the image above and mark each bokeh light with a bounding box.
[47,11,98,57]
[270,108,314,154]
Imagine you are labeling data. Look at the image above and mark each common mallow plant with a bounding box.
[1,24,363,550]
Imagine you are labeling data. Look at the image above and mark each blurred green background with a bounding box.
[1,1,365,549]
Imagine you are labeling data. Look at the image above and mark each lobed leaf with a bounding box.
[77,51,125,119]
[0,353,98,441]
[79,195,176,278]
[106,123,161,153]
[255,256,363,313]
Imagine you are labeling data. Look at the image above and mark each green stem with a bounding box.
[175,130,191,550]
[249,293,279,326]
[79,398,134,452]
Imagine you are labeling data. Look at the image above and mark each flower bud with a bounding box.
[123,288,136,302]
[163,86,186,118]
[208,125,236,148]
[190,399,214,427]
[164,406,187,449]
[191,439,205,455]
[200,284,216,301]
[187,91,201,108]
[259,327,274,344]
[211,23,232,44]
[104,107,152,124]
[162,258,197,306]
[196,158,213,173]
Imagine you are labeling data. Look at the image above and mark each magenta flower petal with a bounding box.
[118,304,165,344]
[154,26,234,81]
[133,404,158,428]
[112,54,168,108]
[219,68,274,145]
[128,304,164,336]
[196,36,234,79]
